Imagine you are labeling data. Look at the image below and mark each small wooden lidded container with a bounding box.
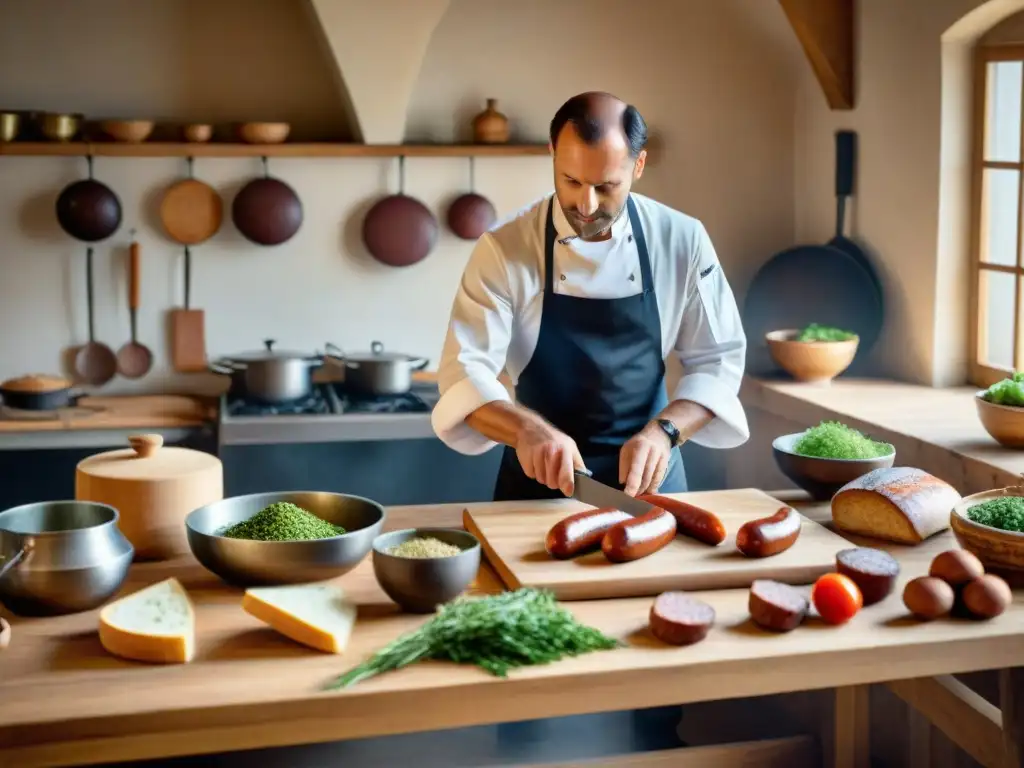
[75,434,223,561]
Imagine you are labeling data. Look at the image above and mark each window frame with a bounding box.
[970,43,1024,388]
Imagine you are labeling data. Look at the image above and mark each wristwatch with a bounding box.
[653,418,681,447]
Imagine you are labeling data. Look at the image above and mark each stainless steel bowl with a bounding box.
[372,528,481,613]
[0,500,134,616]
[185,491,386,587]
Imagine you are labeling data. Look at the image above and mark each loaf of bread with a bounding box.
[831,467,960,544]
[1,374,70,393]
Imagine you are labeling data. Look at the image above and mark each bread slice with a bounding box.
[242,584,358,654]
[831,466,961,544]
[98,578,195,663]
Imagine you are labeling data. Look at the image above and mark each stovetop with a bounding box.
[223,383,434,419]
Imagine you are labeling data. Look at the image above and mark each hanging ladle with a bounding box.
[116,231,153,379]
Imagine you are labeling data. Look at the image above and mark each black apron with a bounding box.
[492,194,687,501]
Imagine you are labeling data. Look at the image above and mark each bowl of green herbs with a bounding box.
[976,372,1024,448]
[185,491,386,587]
[766,324,859,383]
[772,421,895,501]
[952,486,1024,582]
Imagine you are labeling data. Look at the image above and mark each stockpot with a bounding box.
[212,339,324,403]
[326,341,428,396]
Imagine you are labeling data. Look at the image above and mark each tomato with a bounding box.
[812,573,863,624]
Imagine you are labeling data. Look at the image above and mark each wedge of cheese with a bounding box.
[242,584,358,654]
[98,577,195,664]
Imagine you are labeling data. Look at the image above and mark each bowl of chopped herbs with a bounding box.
[185,491,386,586]
[772,421,895,500]
[952,487,1024,580]
[371,528,481,613]
[976,372,1024,449]
[765,324,859,384]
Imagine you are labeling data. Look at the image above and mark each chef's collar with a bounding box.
[551,194,632,246]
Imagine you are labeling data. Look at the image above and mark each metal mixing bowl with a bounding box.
[372,528,481,613]
[0,500,134,616]
[185,491,386,587]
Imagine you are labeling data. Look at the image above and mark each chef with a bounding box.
[431,91,749,501]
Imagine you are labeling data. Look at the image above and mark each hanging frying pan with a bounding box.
[56,155,122,242]
[741,130,884,377]
[363,155,438,267]
[231,156,302,246]
[447,157,497,240]
[159,157,223,372]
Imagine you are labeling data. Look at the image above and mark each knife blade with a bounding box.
[572,469,656,517]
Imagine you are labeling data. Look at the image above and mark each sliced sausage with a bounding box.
[835,547,900,605]
[748,579,809,632]
[601,508,677,563]
[735,506,801,558]
[638,494,727,546]
[545,507,633,559]
[648,591,715,646]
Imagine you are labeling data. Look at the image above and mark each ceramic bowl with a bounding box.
[772,431,896,501]
[765,329,859,384]
[372,527,480,613]
[975,393,1024,449]
[951,486,1024,585]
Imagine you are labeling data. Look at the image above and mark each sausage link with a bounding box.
[545,507,634,559]
[638,494,727,546]
[735,506,802,558]
[601,508,678,563]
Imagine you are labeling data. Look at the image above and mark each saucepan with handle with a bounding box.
[325,341,429,396]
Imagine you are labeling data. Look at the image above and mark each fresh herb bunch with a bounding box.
[982,371,1024,408]
[221,501,345,541]
[966,496,1024,533]
[793,421,893,460]
[796,323,857,343]
[325,588,620,690]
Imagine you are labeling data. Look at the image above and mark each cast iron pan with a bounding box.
[447,158,497,240]
[55,155,122,242]
[0,374,77,411]
[232,157,303,246]
[742,130,884,377]
[363,155,438,267]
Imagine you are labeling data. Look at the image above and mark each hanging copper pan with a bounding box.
[447,157,496,240]
[362,155,438,267]
[232,156,303,246]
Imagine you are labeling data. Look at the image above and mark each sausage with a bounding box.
[748,579,809,632]
[735,506,801,558]
[648,591,715,645]
[638,494,727,546]
[835,547,900,605]
[601,508,677,563]
[545,507,633,559]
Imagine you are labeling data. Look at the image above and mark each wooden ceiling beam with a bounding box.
[779,0,856,110]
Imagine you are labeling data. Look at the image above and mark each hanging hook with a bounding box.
[468,156,476,193]
[186,156,195,178]
[397,155,406,194]
[86,154,94,179]
[261,156,269,178]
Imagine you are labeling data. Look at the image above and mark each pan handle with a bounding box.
[834,131,856,238]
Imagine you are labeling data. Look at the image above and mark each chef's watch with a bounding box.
[654,418,681,447]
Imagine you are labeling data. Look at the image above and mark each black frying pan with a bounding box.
[742,130,884,377]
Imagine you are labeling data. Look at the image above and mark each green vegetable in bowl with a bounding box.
[796,323,857,342]
[981,371,1024,407]
[966,496,1024,533]
[793,421,893,460]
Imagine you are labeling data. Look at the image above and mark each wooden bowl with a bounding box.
[99,120,155,143]
[765,329,858,384]
[975,393,1024,448]
[951,486,1024,584]
[238,122,290,144]
[182,123,213,143]
[772,431,895,501]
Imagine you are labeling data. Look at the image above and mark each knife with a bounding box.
[572,468,656,517]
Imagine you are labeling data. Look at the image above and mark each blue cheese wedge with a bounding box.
[242,584,358,653]
[98,578,195,663]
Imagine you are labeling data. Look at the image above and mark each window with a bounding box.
[972,45,1024,386]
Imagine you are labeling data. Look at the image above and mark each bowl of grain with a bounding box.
[951,486,1024,584]
[766,325,859,384]
[372,528,481,613]
[185,491,385,587]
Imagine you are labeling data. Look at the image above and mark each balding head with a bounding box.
[549,92,648,241]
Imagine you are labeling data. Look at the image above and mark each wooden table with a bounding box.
[2,492,1023,768]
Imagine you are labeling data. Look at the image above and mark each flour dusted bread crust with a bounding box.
[831,467,960,544]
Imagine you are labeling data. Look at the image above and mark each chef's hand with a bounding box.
[516,419,586,497]
[619,423,672,496]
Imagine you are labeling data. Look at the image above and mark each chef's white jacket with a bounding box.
[431,192,750,456]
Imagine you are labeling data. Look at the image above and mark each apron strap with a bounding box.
[544,197,557,294]
[626,196,654,292]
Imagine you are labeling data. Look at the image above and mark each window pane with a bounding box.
[981,269,1017,370]
[986,61,1023,163]
[981,168,1020,266]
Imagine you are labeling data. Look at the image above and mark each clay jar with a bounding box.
[447,193,497,240]
[472,99,509,144]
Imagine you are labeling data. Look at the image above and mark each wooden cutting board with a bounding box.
[463,488,852,601]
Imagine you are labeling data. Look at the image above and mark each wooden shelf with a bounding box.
[0,141,550,159]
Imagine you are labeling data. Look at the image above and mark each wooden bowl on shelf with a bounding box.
[975,393,1024,448]
[99,120,155,143]
[182,123,213,143]
[951,486,1024,585]
[765,329,858,384]
[238,122,290,144]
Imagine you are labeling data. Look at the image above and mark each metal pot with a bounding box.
[326,341,428,396]
[0,374,79,411]
[212,339,323,403]
[0,500,134,617]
